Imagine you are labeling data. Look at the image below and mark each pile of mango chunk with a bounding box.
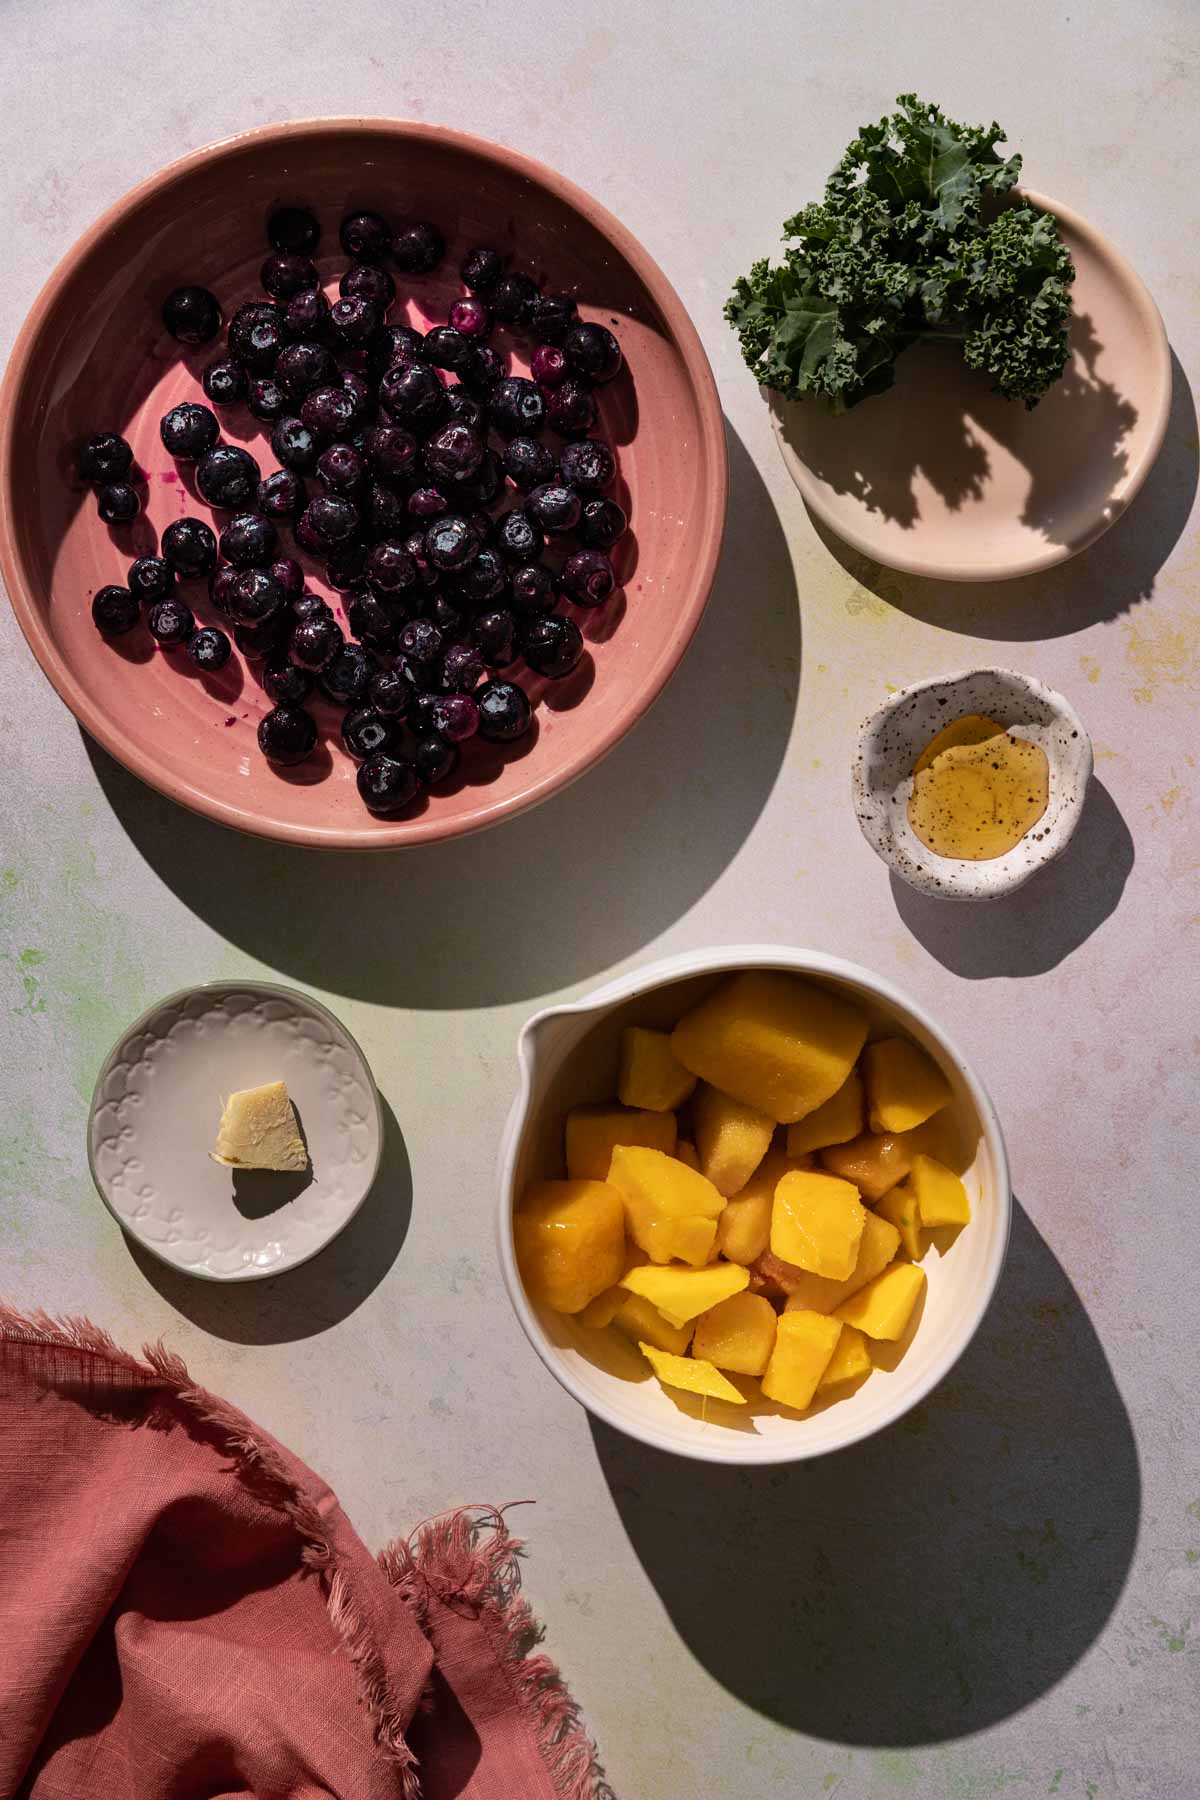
[515,971,972,1417]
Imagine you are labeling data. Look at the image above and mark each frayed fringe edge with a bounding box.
[0,1303,422,1800]
[379,1506,615,1800]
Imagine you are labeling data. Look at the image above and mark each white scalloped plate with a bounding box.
[89,982,382,1281]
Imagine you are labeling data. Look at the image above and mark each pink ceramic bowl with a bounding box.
[0,120,726,848]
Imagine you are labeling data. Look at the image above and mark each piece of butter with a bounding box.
[211,1081,307,1172]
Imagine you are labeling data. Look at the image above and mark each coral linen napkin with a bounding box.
[0,1308,609,1800]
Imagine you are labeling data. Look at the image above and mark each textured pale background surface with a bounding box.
[2,3,1198,1795]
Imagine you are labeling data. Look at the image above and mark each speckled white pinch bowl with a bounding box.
[853,669,1093,901]
[89,981,382,1280]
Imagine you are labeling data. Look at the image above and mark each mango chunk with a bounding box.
[907,1153,971,1227]
[785,1069,864,1157]
[875,1182,923,1261]
[817,1323,873,1391]
[514,1180,626,1314]
[862,1039,952,1134]
[638,1342,745,1404]
[761,1310,842,1410]
[620,1261,749,1328]
[674,1139,700,1171]
[606,1144,725,1267]
[717,1148,800,1266]
[781,1211,902,1314]
[771,1170,866,1280]
[670,971,869,1124]
[692,1291,778,1376]
[820,1130,912,1203]
[565,1105,676,1180]
[617,1027,697,1112]
[835,1261,926,1340]
[613,1291,694,1356]
[576,1283,628,1330]
[693,1083,775,1197]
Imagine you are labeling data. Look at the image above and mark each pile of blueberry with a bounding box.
[82,203,628,816]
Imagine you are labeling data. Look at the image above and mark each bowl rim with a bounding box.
[496,944,1012,1465]
[769,188,1172,583]
[0,116,728,850]
[87,976,383,1281]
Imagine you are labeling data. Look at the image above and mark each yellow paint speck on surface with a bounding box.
[1081,655,1102,684]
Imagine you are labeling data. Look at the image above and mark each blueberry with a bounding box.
[380,361,446,429]
[489,376,546,440]
[367,323,426,382]
[359,428,415,494]
[162,516,217,577]
[91,584,139,634]
[431,693,481,744]
[319,641,375,705]
[530,294,577,345]
[357,753,418,814]
[197,444,261,508]
[560,549,616,607]
[271,416,321,474]
[471,608,518,668]
[401,530,439,591]
[502,436,555,492]
[329,295,381,348]
[220,512,277,569]
[365,669,404,716]
[363,481,406,540]
[365,538,417,596]
[451,546,506,607]
[559,439,616,492]
[257,468,307,520]
[284,287,332,341]
[495,508,544,564]
[423,326,470,372]
[476,679,532,741]
[489,272,538,327]
[325,542,368,590]
[461,245,505,292]
[316,443,367,496]
[227,568,283,625]
[448,296,490,340]
[530,344,568,387]
[297,385,353,442]
[406,690,444,736]
[262,658,313,705]
[348,593,402,647]
[97,482,140,524]
[455,448,505,508]
[397,618,443,663]
[262,253,320,301]
[565,321,622,383]
[290,615,342,673]
[209,565,239,615]
[128,556,174,603]
[544,379,597,438]
[160,401,220,460]
[269,556,304,600]
[301,494,360,546]
[578,496,627,549]
[407,485,449,520]
[527,482,582,535]
[425,513,481,572]
[202,359,248,408]
[247,377,287,422]
[188,626,232,671]
[235,612,291,660]
[416,734,461,785]
[393,220,444,274]
[78,432,132,484]
[441,640,485,692]
[342,706,398,759]
[275,339,337,399]
[509,563,556,616]
[424,420,484,483]
[461,344,505,395]
[442,387,486,431]
[147,597,195,646]
[522,613,583,678]
[340,262,395,311]
[340,211,391,263]
[162,284,221,345]
[291,591,334,624]
[227,301,286,372]
[258,705,317,765]
[268,206,320,254]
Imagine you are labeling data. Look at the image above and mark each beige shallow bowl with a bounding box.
[771,192,1170,582]
[497,947,1011,1465]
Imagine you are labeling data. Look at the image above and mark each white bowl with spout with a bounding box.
[497,946,1011,1464]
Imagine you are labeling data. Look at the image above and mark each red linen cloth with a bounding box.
[0,1307,610,1800]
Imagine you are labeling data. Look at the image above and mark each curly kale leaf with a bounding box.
[725,96,1074,411]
